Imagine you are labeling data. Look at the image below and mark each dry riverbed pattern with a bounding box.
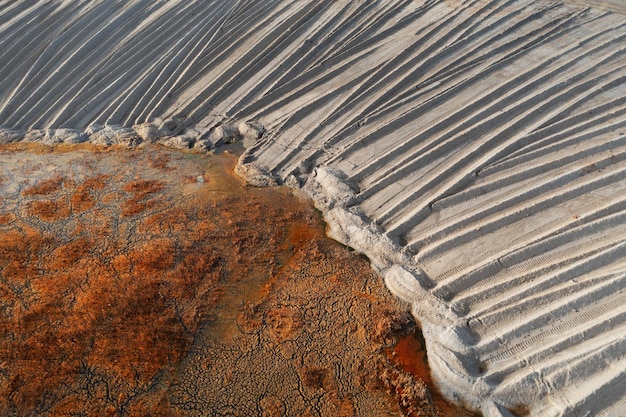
[0,143,477,417]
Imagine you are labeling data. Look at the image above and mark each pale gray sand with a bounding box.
[1,1,626,416]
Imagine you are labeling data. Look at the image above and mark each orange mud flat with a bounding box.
[0,143,478,417]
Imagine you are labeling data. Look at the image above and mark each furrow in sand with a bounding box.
[35,2,197,128]
[0,0,39,27]
[226,1,366,119]
[210,3,349,119]
[415,162,626,264]
[480,287,626,372]
[492,93,626,167]
[358,16,626,231]
[160,0,291,121]
[445,208,626,305]
[264,2,576,188]
[469,250,626,337]
[257,1,512,173]
[180,1,332,125]
[492,326,626,409]
[353,4,588,135]
[325,6,584,184]
[125,2,229,125]
[229,1,422,129]
[30,2,163,128]
[230,1,425,122]
[44,2,177,127]
[408,143,626,254]
[233,0,423,124]
[0,2,83,119]
[435,109,626,211]
[98,4,213,126]
[4,2,117,127]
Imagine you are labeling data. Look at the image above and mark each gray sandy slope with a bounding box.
[1,1,626,416]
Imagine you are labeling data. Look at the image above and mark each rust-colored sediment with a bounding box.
[392,333,480,417]
[0,143,478,417]
[393,334,431,385]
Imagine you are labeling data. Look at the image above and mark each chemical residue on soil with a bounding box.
[391,331,480,417]
[0,143,478,417]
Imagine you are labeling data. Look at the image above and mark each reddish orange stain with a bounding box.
[393,332,432,385]
[392,332,480,417]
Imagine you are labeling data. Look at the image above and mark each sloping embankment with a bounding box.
[1,1,626,416]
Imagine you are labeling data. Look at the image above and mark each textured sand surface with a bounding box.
[1,1,626,416]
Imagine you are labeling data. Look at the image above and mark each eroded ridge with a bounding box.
[1,1,626,416]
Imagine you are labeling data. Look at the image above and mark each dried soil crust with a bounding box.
[0,143,475,417]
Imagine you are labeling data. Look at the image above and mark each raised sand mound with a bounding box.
[1,1,626,416]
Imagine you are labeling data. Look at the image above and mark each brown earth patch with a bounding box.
[21,175,64,196]
[26,198,71,221]
[0,144,479,417]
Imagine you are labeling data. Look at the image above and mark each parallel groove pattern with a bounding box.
[1,1,626,416]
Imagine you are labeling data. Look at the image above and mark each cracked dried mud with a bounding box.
[0,143,476,417]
